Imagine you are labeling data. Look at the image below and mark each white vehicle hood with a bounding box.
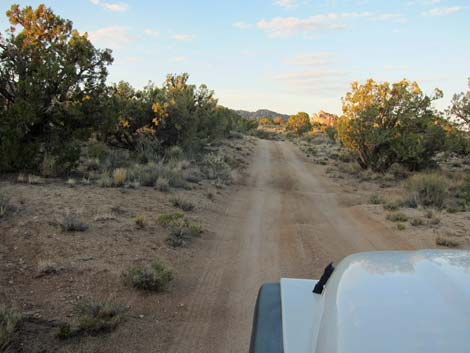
[280,250,470,353]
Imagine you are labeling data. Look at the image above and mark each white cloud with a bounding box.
[422,6,462,16]
[257,12,371,37]
[89,26,134,49]
[275,0,298,9]
[287,52,334,66]
[233,21,252,29]
[144,29,160,37]
[89,0,129,12]
[375,13,407,23]
[173,34,195,41]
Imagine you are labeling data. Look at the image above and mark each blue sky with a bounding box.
[1,0,469,115]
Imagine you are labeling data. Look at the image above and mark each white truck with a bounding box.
[249,250,470,353]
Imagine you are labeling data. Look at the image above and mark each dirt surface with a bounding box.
[166,139,414,353]
[1,138,431,352]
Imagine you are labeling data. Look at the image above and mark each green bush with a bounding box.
[122,259,173,291]
[405,173,448,208]
[337,79,446,172]
[58,301,127,339]
[0,4,113,174]
[286,112,311,135]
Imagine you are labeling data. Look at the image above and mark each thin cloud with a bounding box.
[257,12,371,38]
[89,0,129,12]
[89,26,134,49]
[287,53,334,66]
[383,65,410,71]
[173,34,195,41]
[144,29,160,37]
[174,56,187,62]
[275,0,298,9]
[422,6,462,16]
[233,21,252,29]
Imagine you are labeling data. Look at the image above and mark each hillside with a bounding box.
[236,109,290,120]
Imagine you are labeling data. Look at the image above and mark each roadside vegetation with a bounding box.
[256,78,470,249]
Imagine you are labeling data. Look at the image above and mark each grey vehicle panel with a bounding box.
[278,250,470,353]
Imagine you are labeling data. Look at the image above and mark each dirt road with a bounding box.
[167,139,413,353]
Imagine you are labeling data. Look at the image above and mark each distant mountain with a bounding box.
[236,109,290,121]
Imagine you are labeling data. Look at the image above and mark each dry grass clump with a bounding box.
[386,212,408,222]
[112,168,127,187]
[122,259,173,291]
[60,211,89,232]
[170,196,194,211]
[37,259,61,275]
[134,215,147,229]
[0,195,11,219]
[58,301,127,339]
[405,173,448,208]
[157,212,203,247]
[0,306,20,350]
[435,235,459,248]
[156,176,170,192]
[97,172,113,187]
[409,217,424,226]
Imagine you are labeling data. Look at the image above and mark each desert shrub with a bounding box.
[410,218,424,226]
[112,168,127,187]
[436,236,459,248]
[259,118,272,126]
[134,215,147,229]
[286,112,311,135]
[202,153,231,182]
[325,126,337,141]
[0,195,11,219]
[122,259,173,291]
[37,259,60,275]
[127,163,158,187]
[0,306,20,349]
[170,197,194,211]
[97,172,113,188]
[100,149,131,171]
[79,302,127,334]
[461,175,470,207]
[156,176,170,192]
[386,212,408,222]
[166,220,202,247]
[429,217,441,225]
[337,79,446,172]
[396,223,406,230]
[369,194,384,205]
[405,173,448,208]
[157,212,185,227]
[383,200,401,211]
[60,212,89,232]
[166,146,184,160]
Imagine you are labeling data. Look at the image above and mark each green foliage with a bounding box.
[325,126,337,141]
[259,117,272,125]
[157,212,185,227]
[0,4,113,174]
[286,112,311,135]
[405,173,448,208]
[0,305,20,349]
[448,79,470,130]
[337,79,446,172]
[122,259,173,291]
